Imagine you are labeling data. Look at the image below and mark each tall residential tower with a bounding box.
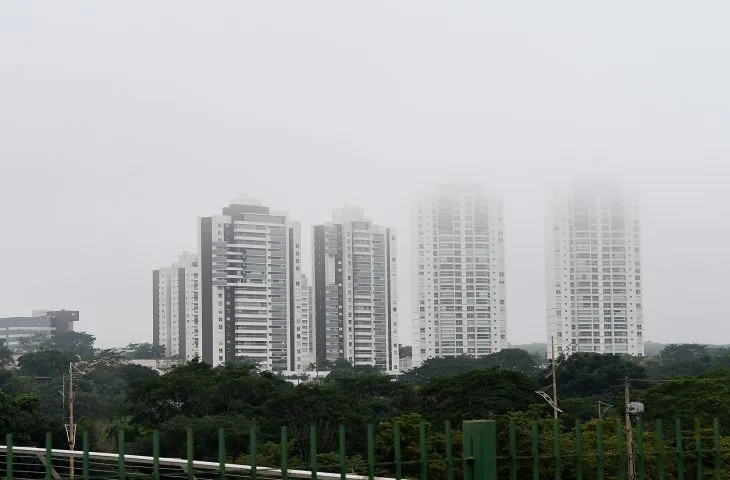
[411,186,508,368]
[312,206,399,372]
[545,183,644,358]
[197,197,301,370]
[152,252,200,360]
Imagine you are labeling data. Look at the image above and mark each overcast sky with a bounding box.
[2,1,729,348]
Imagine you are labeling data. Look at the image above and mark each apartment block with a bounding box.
[312,206,399,372]
[198,197,301,370]
[152,252,200,360]
[545,183,644,357]
[411,185,508,367]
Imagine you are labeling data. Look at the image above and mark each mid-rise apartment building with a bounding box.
[545,183,644,358]
[152,252,200,360]
[411,186,508,368]
[312,206,399,372]
[198,197,301,370]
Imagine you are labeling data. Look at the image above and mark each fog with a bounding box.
[1,1,729,348]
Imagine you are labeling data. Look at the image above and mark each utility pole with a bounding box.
[64,362,78,480]
[625,378,635,480]
[551,337,558,419]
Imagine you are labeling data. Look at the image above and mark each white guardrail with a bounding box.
[0,444,396,480]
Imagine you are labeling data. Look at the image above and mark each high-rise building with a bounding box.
[545,183,644,358]
[152,252,200,360]
[411,185,508,368]
[293,274,314,372]
[198,197,301,370]
[312,206,399,372]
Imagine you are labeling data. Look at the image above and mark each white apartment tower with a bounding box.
[545,183,644,358]
[293,274,314,372]
[198,197,301,370]
[312,206,399,372]
[152,252,200,360]
[412,186,508,368]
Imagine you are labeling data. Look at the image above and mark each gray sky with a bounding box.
[2,1,729,348]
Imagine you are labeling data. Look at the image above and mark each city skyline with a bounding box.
[149,183,646,368]
[5,2,730,350]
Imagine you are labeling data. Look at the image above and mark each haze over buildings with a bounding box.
[4,3,730,349]
[545,184,644,358]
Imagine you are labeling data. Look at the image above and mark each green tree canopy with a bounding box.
[17,350,77,377]
[42,331,96,359]
[403,349,541,385]
[550,353,645,397]
[418,368,538,426]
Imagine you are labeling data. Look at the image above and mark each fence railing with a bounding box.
[0,420,484,480]
[497,417,728,480]
[1,417,724,480]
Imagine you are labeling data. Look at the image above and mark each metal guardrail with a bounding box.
[0,445,396,480]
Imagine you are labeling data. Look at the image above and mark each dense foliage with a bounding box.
[2,333,730,478]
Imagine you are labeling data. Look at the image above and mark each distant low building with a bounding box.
[0,310,79,351]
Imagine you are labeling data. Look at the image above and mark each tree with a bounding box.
[264,384,360,458]
[403,349,541,385]
[126,343,165,360]
[643,367,730,433]
[0,339,14,366]
[17,350,77,378]
[43,331,96,359]
[550,353,645,397]
[398,345,412,359]
[14,333,47,355]
[419,368,537,426]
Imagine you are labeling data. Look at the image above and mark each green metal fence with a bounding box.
[0,418,727,479]
[497,417,729,480]
[0,420,469,480]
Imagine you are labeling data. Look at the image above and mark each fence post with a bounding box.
[45,432,52,480]
[339,425,346,480]
[617,418,625,480]
[656,420,665,480]
[82,431,90,480]
[531,422,539,480]
[713,419,721,480]
[118,429,126,480]
[281,426,289,480]
[394,422,402,480]
[676,417,685,480]
[419,421,428,480]
[310,425,318,480]
[695,419,702,480]
[637,418,645,480]
[554,420,562,480]
[187,428,194,480]
[367,423,375,480]
[152,430,160,480]
[509,420,517,480]
[445,421,453,480]
[596,420,604,480]
[462,420,497,480]
[250,425,257,480]
[6,432,13,480]
[218,428,226,480]
[576,420,583,480]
